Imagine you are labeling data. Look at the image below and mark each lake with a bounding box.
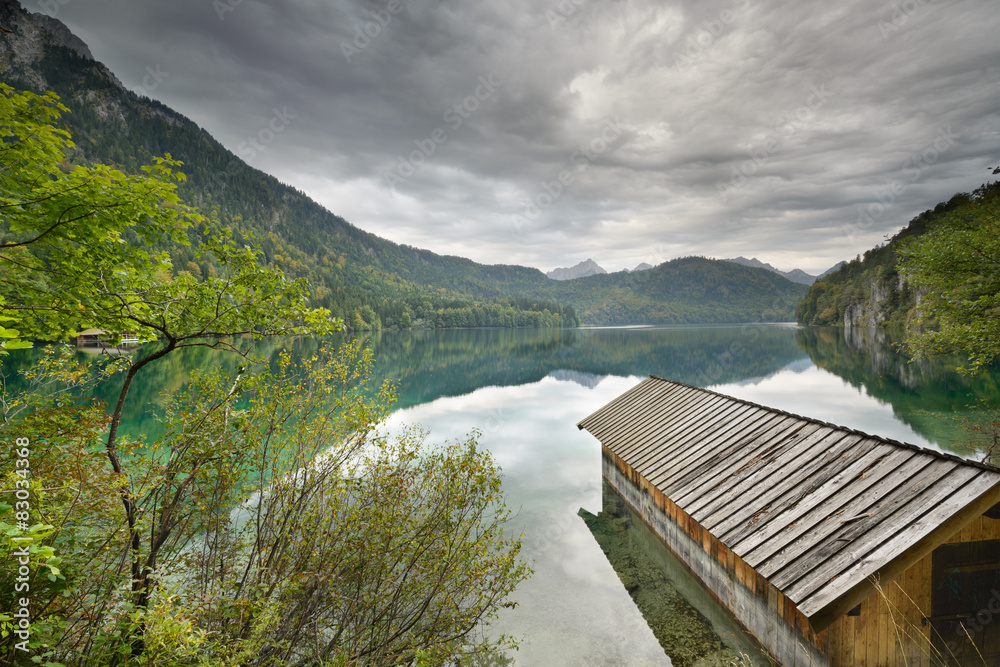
[30,324,1000,665]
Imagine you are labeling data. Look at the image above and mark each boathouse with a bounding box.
[74,328,141,348]
[578,376,1000,666]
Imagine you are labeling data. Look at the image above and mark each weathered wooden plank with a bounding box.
[759,456,948,585]
[583,377,684,443]
[736,435,881,525]
[854,606,868,666]
[734,445,918,566]
[631,398,764,475]
[703,431,866,539]
[634,401,770,478]
[865,597,879,667]
[579,376,664,430]
[877,590,890,667]
[798,471,1000,616]
[782,464,979,604]
[640,406,779,490]
[582,379,679,447]
[731,442,904,560]
[640,399,766,474]
[652,413,800,496]
[617,396,724,467]
[667,424,810,517]
[839,615,851,666]
[683,421,828,519]
[622,392,739,468]
[665,416,812,525]
[608,384,713,460]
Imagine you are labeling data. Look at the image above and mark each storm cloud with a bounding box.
[36,0,1000,274]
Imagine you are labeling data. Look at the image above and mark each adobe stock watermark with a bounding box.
[877,0,932,40]
[673,0,750,68]
[513,117,624,232]
[546,0,591,28]
[237,107,296,164]
[716,82,834,202]
[213,0,248,21]
[477,408,508,446]
[843,126,959,240]
[132,65,170,98]
[382,75,501,188]
[941,588,1000,655]
[340,0,415,62]
[8,437,33,653]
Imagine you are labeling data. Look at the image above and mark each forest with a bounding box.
[0,40,805,330]
[795,183,997,329]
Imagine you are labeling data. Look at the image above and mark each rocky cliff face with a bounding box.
[842,273,914,329]
[844,278,890,328]
[0,1,126,94]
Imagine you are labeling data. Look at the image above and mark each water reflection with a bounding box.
[383,376,672,665]
[581,480,768,666]
[6,324,998,454]
[6,325,1000,663]
[794,327,1000,452]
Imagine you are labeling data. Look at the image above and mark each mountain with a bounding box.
[795,185,996,328]
[546,259,607,280]
[723,257,816,285]
[548,257,809,325]
[631,263,653,272]
[817,261,846,280]
[0,1,578,330]
[0,2,806,327]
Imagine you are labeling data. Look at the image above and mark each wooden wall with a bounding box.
[826,512,1000,666]
[602,447,830,666]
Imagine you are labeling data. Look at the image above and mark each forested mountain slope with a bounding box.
[0,1,805,327]
[550,257,808,325]
[796,182,998,328]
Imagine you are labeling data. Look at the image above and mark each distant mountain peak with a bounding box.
[817,261,847,279]
[722,257,816,285]
[547,258,607,281]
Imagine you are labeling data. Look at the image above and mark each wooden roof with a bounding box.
[578,375,1000,631]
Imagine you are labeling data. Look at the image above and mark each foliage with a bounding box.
[896,181,1000,374]
[0,84,529,665]
[143,345,530,666]
[0,83,334,347]
[0,85,340,657]
[0,345,530,666]
[0,348,125,663]
[794,192,974,328]
[0,83,191,347]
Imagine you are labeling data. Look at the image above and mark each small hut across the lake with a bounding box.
[74,328,141,349]
[578,376,1000,667]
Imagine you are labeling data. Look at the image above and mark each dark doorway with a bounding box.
[931,539,1000,666]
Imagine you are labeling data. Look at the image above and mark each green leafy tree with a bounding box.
[0,85,529,665]
[133,345,530,666]
[0,84,338,656]
[897,180,1000,374]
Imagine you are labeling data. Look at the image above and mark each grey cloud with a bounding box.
[40,0,1000,276]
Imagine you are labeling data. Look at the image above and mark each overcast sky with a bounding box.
[37,0,1000,275]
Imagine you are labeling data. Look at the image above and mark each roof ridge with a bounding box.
[646,374,1000,475]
